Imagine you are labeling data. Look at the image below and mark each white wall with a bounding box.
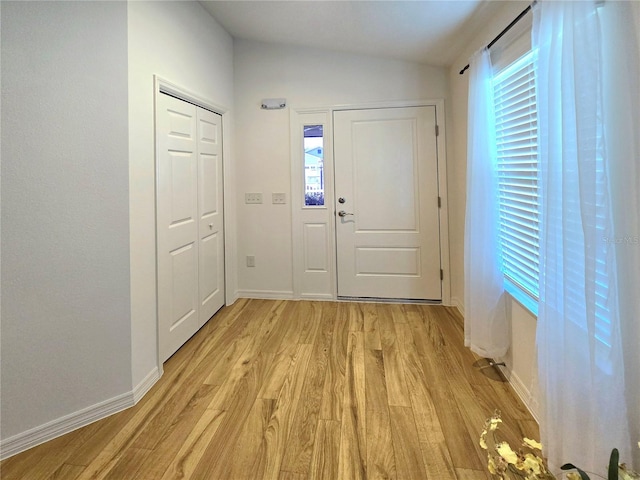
[1,1,132,439]
[0,0,235,451]
[233,40,449,296]
[127,1,235,386]
[447,1,540,415]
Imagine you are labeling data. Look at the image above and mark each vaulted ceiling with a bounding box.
[200,1,517,67]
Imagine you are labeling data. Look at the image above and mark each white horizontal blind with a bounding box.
[592,134,613,351]
[494,50,612,358]
[494,51,539,298]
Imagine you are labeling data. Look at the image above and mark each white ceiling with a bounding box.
[200,1,509,67]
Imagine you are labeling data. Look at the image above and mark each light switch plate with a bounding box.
[245,193,263,204]
[272,193,286,204]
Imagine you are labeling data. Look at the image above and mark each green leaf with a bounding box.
[561,463,591,480]
[608,448,619,480]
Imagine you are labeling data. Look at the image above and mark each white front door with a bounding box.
[157,93,224,363]
[334,106,441,300]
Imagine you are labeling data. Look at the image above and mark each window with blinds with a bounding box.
[493,49,612,362]
[494,51,539,299]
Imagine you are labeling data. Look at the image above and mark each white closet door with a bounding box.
[196,107,224,327]
[157,94,225,363]
[157,94,199,362]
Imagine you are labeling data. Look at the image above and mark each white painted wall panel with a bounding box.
[128,1,234,386]
[356,248,421,276]
[170,153,198,226]
[170,243,198,329]
[352,119,418,232]
[0,0,234,451]
[200,154,219,217]
[200,233,221,301]
[1,1,131,440]
[304,223,329,272]
[234,40,449,296]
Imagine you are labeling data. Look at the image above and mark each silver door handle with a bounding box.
[338,210,354,217]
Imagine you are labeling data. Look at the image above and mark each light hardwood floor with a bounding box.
[0,299,538,480]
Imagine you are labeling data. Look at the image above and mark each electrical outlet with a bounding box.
[245,193,262,204]
[272,193,287,204]
[246,255,255,267]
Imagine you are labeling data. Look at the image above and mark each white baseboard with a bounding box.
[133,366,161,404]
[300,293,335,300]
[505,368,539,423]
[0,366,161,461]
[237,289,295,300]
[0,392,132,460]
[226,289,240,306]
[451,296,464,316]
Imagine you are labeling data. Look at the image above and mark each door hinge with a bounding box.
[435,125,440,137]
[440,269,444,281]
[437,196,442,208]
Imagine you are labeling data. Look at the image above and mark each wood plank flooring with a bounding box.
[0,299,538,480]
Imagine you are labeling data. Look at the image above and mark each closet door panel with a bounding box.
[157,94,199,362]
[157,94,225,363]
[197,107,224,327]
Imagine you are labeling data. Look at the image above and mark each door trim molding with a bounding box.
[156,77,227,115]
[290,99,451,306]
[153,76,236,374]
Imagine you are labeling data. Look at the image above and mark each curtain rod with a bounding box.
[459,2,535,75]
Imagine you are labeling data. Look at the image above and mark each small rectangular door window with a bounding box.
[304,125,324,206]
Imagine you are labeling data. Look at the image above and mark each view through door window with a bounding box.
[304,125,324,206]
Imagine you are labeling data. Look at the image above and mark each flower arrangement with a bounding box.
[480,411,640,480]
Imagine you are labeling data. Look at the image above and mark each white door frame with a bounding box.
[153,76,235,372]
[291,99,451,305]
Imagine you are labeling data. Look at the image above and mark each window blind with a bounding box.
[494,51,539,299]
[494,50,612,361]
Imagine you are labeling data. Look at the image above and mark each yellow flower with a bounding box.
[523,437,543,450]
[522,453,543,475]
[496,442,519,465]
[489,416,503,432]
[488,457,497,474]
[566,473,582,480]
[479,430,488,449]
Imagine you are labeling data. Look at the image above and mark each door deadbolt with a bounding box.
[338,197,346,204]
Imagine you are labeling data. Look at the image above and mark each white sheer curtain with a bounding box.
[533,0,636,472]
[464,48,509,359]
[600,2,640,469]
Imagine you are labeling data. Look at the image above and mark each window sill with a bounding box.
[503,277,538,317]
